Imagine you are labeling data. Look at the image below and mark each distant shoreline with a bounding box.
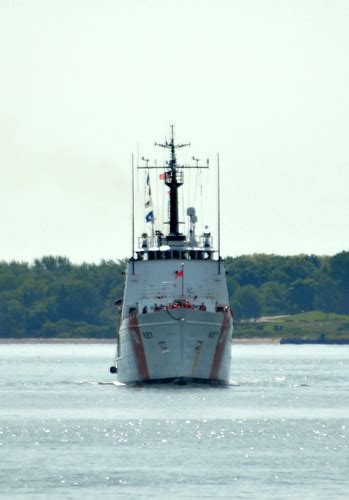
[0,338,281,345]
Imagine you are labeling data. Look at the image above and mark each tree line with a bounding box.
[226,252,348,320]
[0,252,348,338]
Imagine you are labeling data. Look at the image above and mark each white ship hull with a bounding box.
[117,309,233,384]
[111,130,234,385]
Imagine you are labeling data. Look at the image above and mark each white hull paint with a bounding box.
[111,130,234,385]
[117,309,233,384]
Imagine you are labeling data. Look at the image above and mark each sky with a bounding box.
[0,0,348,263]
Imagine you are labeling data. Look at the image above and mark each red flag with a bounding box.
[159,173,166,180]
[175,270,184,279]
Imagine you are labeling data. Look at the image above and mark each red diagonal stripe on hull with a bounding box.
[129,316,150,381]
[210,313,231,380]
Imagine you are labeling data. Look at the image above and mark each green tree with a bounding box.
[0,273,18,291]
[314,277,341,319]
[34,256,72,273]
[0,252,347,339]
[236,285,262,320]
[55,279,99,322]
[329,251,349,313]
[260,282,288,315]
[0,299,26,337]
[329,251,349,290]
[287,279,315,313]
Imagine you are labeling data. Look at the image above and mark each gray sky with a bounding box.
[0,0,348,263]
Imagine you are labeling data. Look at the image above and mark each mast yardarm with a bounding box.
[138,126,209,241]
[155,126,190,238]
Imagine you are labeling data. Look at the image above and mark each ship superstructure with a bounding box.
[111,128,233,384]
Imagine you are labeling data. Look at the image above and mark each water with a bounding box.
[0,344,348,499]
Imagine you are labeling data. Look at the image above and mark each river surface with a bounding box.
[0,344,348,499]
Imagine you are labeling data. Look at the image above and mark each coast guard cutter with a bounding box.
[110,128,233,384]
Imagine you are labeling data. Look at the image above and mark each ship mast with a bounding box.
[138,126,209,246]
[155,125,190,239]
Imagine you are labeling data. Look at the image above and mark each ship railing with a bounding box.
[124,301,232,319]
[141,299,208,313]
[136,298,232,315]
[136,239,214,256]
[198,234,213,249]
[138,284,224,308]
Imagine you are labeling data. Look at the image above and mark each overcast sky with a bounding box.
[0,0,348,263]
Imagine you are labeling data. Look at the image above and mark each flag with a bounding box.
[175,270,184,279]
[146,210,154,223]
[145,172,155,223]
[159,173,166,180]
[146,173,152,194]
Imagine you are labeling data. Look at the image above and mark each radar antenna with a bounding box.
[137,126,209,241]
[155,125,190,166]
